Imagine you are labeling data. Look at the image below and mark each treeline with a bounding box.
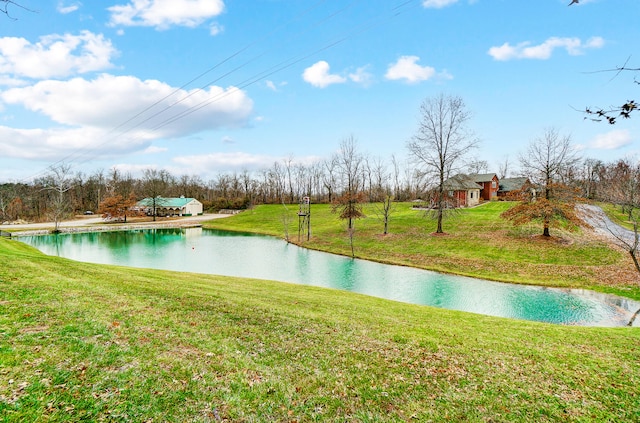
[0,144,637,224]
[0,143,425,223]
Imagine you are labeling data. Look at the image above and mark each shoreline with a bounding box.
[3,213,230,237]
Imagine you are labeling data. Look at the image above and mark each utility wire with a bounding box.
[23,0,423,181]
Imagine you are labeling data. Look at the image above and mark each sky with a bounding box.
[0,0,638,183]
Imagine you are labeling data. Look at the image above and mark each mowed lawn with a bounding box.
[1,237,639,422]
[205,202,640,299]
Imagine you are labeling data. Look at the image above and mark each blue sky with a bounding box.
[0,0,638,182]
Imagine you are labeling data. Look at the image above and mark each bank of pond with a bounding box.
[18,227,640,327]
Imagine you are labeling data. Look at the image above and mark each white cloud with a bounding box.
[588,129,633,150]
[143,145,168,154]
[221,136,234,144]
[422,0,459,8]
[385,56,443,83]
[348,65,374,86]
[0,74,254,161]
[0,31,118,81]
[209,22,224,36]
[488,36,605,61]
[264,80,287,92]
[0,125,151,161]
[1,74,253,136]
[57,1,81,14]
[108,0,225,30]
[302,61,347,88]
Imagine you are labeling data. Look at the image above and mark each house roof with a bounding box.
[498,177,529,192]
[137,197,199,207]
[469,173,498,183]
[443,174,482,191]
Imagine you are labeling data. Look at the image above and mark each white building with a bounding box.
[137,196,203,217]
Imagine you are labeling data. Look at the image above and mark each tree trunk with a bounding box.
[630,249,640,274]
[436,186,444,234]
[436,209,443,233]
[349,227,355,258]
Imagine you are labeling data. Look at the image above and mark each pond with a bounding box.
[18,227,640,327]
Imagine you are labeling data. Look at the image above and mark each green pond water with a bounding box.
[19,227,640,327]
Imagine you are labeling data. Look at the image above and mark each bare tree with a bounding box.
[334,137,366,228]
[579,158,604,200]
[368,158,395,235]
[406,94,478,233]
[322,156,339,204]
[467,159,489,175]
[333,137,366,257]
[141,169,172,221]
[44,164,74,232]
[498,155,510,179]
[520,128,580,203]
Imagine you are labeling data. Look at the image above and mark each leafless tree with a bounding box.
[578,158,604,200]
[498,155,510,179]
[321,157,338,204]
[141,168,172,221]
[44,164,74,232]
[466,159,489,175]
[520,128,580,202]
[332,137,367,257]
[334,136,366,231]
[406,94,478,233]
[368,158,395,235]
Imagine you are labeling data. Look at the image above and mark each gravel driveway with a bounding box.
[578,204,637,247]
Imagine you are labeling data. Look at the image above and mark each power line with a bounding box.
[20,0,423,182]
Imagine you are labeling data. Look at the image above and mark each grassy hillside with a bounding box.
[1,237,639,422]
[204,202,640,299]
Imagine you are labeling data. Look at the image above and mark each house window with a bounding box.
[492,181,497,188]
[470,192,474,199]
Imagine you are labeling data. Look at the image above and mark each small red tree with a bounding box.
[501,184,585,237]
[98,193,139,223]
[504,128,582,237]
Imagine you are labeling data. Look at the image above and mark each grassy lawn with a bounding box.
[204,202,640,300]
[1,237,639,422]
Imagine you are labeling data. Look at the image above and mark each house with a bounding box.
[443,174,482,208]
[497,177,532,198]
[469,173,499,201]
[137,196,203,217]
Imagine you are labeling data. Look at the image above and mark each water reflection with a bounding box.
[19,228,640,327]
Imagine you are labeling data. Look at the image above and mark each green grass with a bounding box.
[1,237,639,422]
[205,202,639,299]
